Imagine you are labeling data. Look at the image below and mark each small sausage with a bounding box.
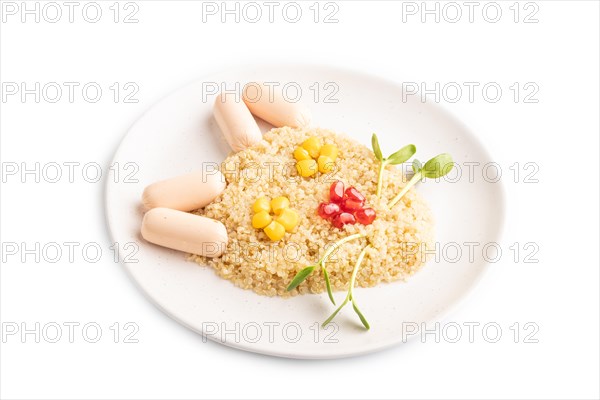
[141,207,227,257]
[142,170,226,212]
[213,92,262,152]
[242,82,312,128]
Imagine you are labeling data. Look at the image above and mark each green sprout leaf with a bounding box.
[372,134,417,198]
[371,133,383,161]
[286,265,315,291]
[388,153,454,208]
[423,153,454,179]
[387,144,416,165]
[322,266,336,305]
[412,159,422,173]
[352,301,370,330]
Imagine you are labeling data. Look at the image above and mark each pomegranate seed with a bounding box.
[332,212,356,229]
[329,181,345,203]
[345,187,366,202]
[355,208,376,225]
[342,198,364,212]
[318,202,341,219]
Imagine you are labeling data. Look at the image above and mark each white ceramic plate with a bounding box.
[105,64,505,359]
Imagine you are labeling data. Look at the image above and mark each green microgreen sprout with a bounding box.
[388,153,454,208]
[371,133,416,198]
[286,233,366,305]
[322,244,371,330]
[287,135,454,332]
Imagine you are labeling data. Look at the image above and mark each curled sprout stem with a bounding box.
[322,244,371,330]
[371,134,416,199]
[388,171,422,208]
[319,233,365,305]
[320,233,365,268]
[376,163,385,198]
[286,233,366,298]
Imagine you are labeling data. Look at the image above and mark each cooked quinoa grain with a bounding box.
[190,127,434,297]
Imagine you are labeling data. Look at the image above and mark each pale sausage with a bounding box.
[142,170,226,212]
[213,92,262,152]
[242,82,312,128]
[141,207,227,257]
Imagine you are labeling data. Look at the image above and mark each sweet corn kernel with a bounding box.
[276,208,299,232]
[264,221,286,241]
[296,159,318,178]
[293,146,311,161]
[301,137,322,159]
[319,144,338,160]
[252,197,271,214]
[270,196,290,215]
[252,210,272,229]
[317,155,335,174]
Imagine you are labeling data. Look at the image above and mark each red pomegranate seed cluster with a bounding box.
[318,181,376,229]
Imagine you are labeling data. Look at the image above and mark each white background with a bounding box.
[1,1,599,399]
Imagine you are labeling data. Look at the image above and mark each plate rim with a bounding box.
[104,63,507,359]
